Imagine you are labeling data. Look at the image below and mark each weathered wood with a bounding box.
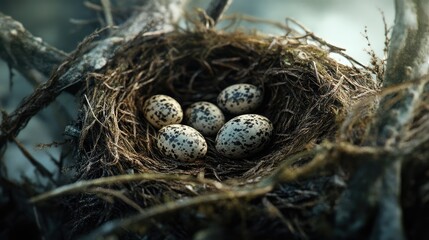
[0,0,185,150]
[335,0,429,239]
[385,0,429,85]
[205,0,232,25]
[0,12,67,82]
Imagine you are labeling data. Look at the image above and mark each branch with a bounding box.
[0,0,185,150]
[377,0,429,141]
[335,0,429,239]
[385,0,429,85]
[77,141,382,239]
[11,137,56,185]
[30,173,226,203]
[370,2,429,238]
[0,12,67,82]
[204,0,232,27]
[80,184,273,240]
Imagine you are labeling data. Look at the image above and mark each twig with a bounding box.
[285,17,369,70]
[379,8,391,62]
[286,17,345,52]
[28,138,390,239]
[87,187,145,213]
[204,0,232,27]
[30,173,227,203]
[262,197,298,235]
[11,137,56,185]
[0,12,67,79]
[257,148,320,187]
[0,1,185,150]
[80,184,273,239]
[0,28,104,150]
[101,0,114,30]
[32,207,44,239]
[83,1,103,11]
[222,14,294,34]
[79,142,389,239]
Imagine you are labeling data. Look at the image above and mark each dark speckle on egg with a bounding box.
[143,95,183,129]
[217,84,263,115]
[157,124,207,161]
[215,114,273,159]
[185,101,225,136]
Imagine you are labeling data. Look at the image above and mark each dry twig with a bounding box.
[0,1,185,150]
[0,12,67,83]
[30,173,227,203]
[205,0,232,27]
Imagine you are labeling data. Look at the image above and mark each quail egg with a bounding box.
[185,101,225,136]
[143,94,183,129]
[217,83,263,115]
[157,124,207,161]
[215,114,273,159]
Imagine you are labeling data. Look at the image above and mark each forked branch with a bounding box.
[0,1,185,150]
[335,0,429,239]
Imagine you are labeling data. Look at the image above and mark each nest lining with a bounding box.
[69,27,378,236]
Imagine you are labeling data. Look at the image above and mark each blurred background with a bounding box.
[0,0,394,184]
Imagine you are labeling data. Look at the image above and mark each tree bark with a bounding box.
[335,0,429,239]
[0,12,67,83]
[0,0,185,150]
[371,2,429,239]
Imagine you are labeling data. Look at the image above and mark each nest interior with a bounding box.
[69,27,377,237]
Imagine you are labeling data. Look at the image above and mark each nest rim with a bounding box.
[75,27,376,183]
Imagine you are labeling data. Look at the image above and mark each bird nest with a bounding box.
[65,25,379,238]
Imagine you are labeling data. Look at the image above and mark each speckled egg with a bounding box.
[157,124,207,161]
[143,95,183,129]
[215,114,273,159]
[217,83,263,115]
[185,101,225,136]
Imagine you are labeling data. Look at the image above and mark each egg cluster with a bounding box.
[142,84,273,161]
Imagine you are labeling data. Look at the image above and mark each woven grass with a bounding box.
[66,24,380,238]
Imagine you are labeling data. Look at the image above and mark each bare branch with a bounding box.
[101,0,115,29]
[81,184,273,239]
[76,141,386,239]
[385,0,429,85]
[11,137,56,185]
[0,1,185,150]
[0,12,67,78]
[30,173,226,203]
[335,0,429,239]
[370,2,429,238]
[205,0,232,26]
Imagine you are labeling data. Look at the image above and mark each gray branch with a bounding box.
[371,2,429,238]
[0,12,68,81]
[385,0,429,85]
[336,0,429,239]
[0,0,186,149]
[205,0,232,26]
